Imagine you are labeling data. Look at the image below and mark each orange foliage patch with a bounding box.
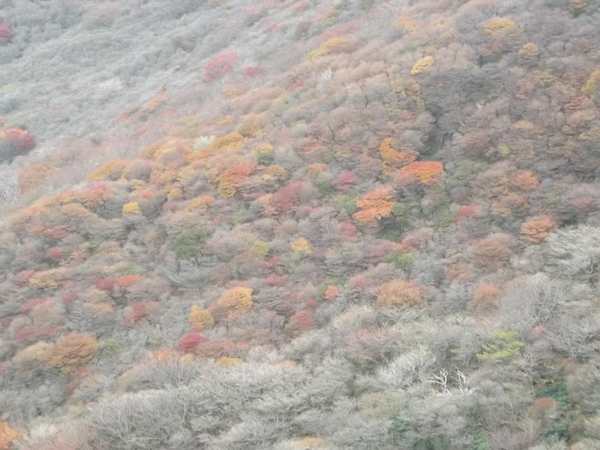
[88,159,130,181]
[78,184,114,210]
[113,275,145,288]
[472,284,502,309]
[0,421,22,450]
[492,193,528,218]
[18,163,55,194]
[237,113,268,137]
[209,287,253,321]
[189,132,245,162]
[217,163,252,197]
[471,238,513,271]
[189,306,214,329]
[187,195,215,211]
[521,215,556,244]
[354,188,395,223]
[46,333,99,372]
[399,161,443,185]
[379,137,416,169]
[138,137,192,164]
[61,202,95,220]
[142,91,166,113]
[325,285,340,300]
[376,280,424,308]
[514,170,539,191]
[28,268,73,290]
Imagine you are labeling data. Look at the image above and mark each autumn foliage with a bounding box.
[0,20,11,45]
[331,171,356,190]
[177,332,208,353]
[202,52,238,83]
[285,310,315,335]
[217,163,252,197]
[472,284,502,309]
[410,56,434,75]
[46,333,99,372]
[122,302,161,326]
[471,238,513,271]
[18,163,55,194]
[354,188,395,224]
[521,216,557,244]
[379,138,416,169]
[188,306,214,329]
[0,128,35,161]
[209,287,253,321]
[291,237,312,255]
[263,181,304,215]
[0,421,21,450]
[376,280,424,308]
[2,0,600,447]
[399,161,443,185]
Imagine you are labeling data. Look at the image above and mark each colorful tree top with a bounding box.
[354,188,395,224]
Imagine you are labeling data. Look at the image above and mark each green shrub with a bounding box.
[312,175,335,198]
[233,208,248,225]
[385,250,415,270]
[173,228,208,262]
[103,338,121,354]
[337,194,357,214]
[477,330,524,361]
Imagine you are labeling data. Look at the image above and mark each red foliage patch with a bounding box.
[43,226,69,240]
[0,128,36,153]
[456,203,479,222]
[263,274,287,286]
[285,310,314,334]
[0,23,12,44]
[269,181,304,214]
[20,298,49,312]
[341,222,358,238]
[349,274,372,290]
[95,279,116,292]
[261,256,282,268]
[122,302,148,326]
[286,80,306,91]
[243,66,263,77]
[0,25,10,39]
[15,326,60,345]
[62,290,80,305]
[331,171,356,190]
[44,247,63,262]
[202,52,238,83]
[177,332,209,353]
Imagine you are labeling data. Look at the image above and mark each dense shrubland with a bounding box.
[0,0,599,448]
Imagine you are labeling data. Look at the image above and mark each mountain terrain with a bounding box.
[0,0,600,449]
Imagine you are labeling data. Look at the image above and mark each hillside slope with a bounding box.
[1,0,600,449]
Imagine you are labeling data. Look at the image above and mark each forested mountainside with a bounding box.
[1,0,600,448]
